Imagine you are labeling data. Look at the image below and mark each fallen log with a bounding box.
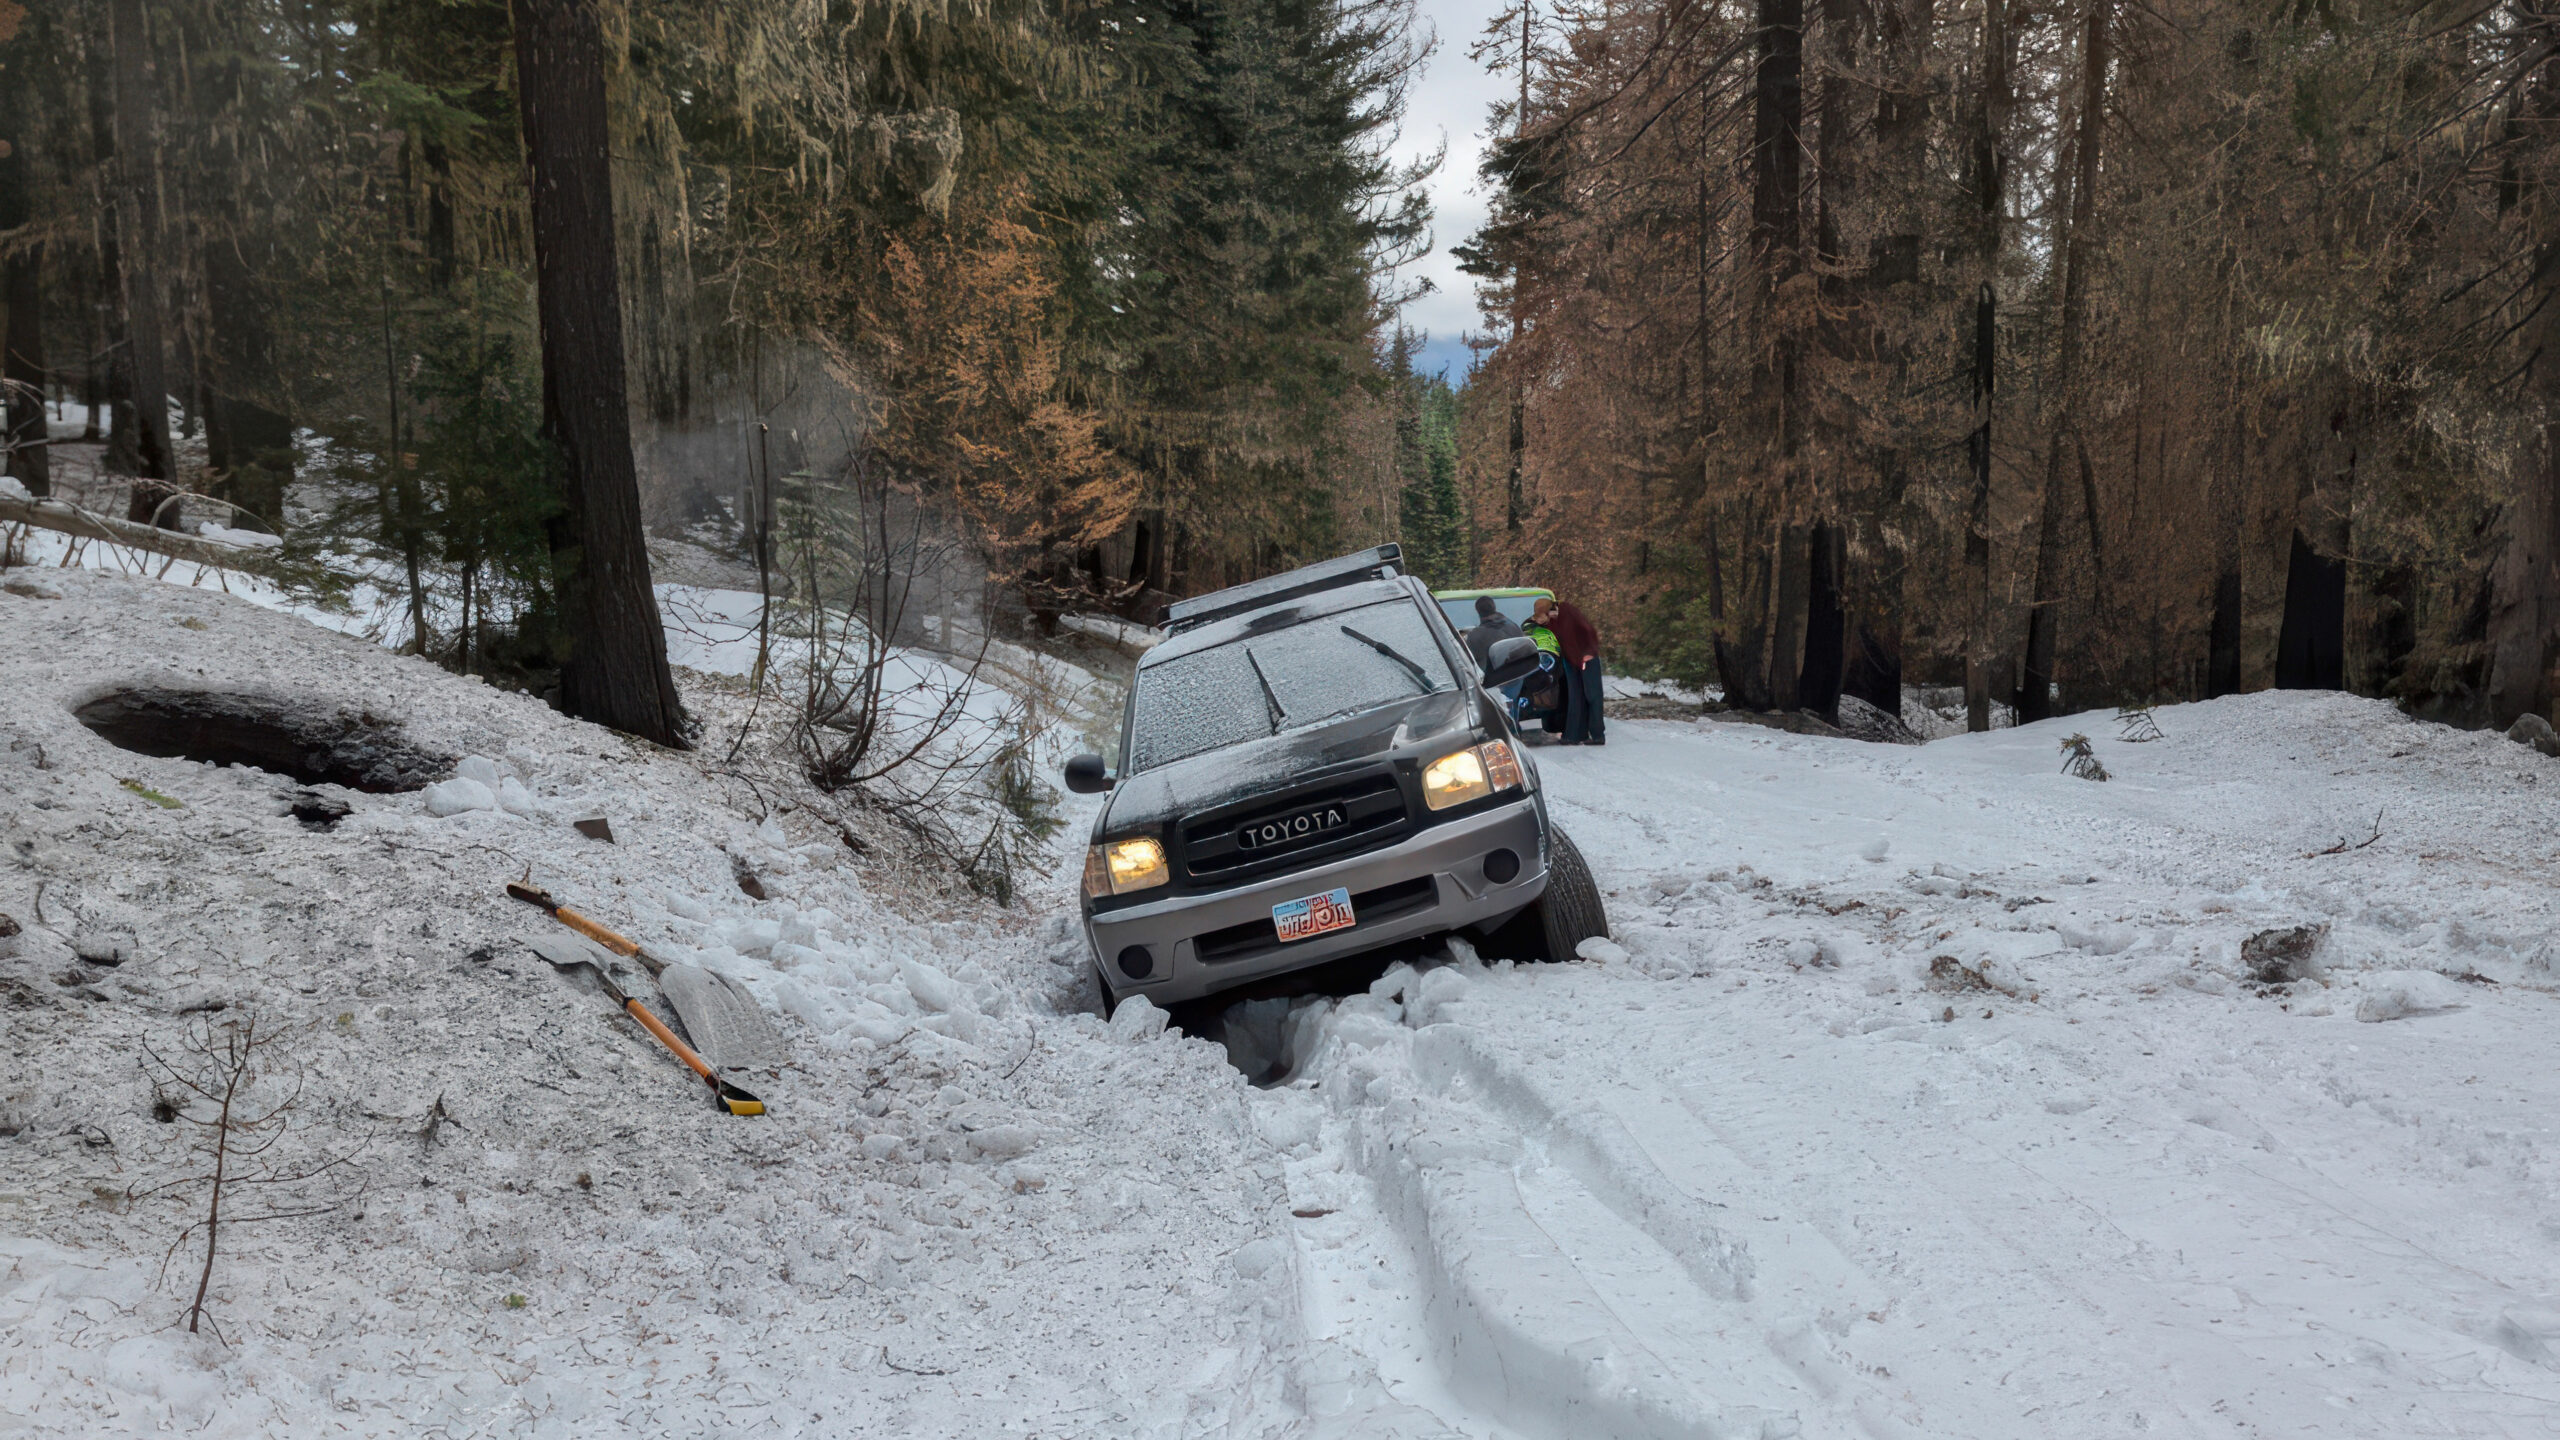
[0,493,289,581]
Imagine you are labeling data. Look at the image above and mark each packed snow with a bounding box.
[3,561,2558,1438]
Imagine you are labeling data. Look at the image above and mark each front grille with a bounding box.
[1180,771,1409,880]
[1195,875,1441,964]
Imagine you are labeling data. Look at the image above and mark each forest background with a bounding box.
[2,0,2557,738]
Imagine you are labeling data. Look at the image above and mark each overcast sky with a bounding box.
[1386,0,1510,384]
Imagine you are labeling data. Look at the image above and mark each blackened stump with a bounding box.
[74,690,449,793]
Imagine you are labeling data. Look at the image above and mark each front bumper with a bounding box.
[1085,797,1547,1006]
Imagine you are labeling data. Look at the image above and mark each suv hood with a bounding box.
[1107,689,1476,827]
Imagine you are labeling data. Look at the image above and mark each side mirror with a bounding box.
[1480,635,1541,690]
[1063,753,1115,794]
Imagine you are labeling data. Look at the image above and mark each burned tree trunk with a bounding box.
[198,44,291,531]
[1959,0,2008,731]
[2486,418,2560,728]
[512,0,687,748]
[2274,531,2345,689]
[0,27,48,496]
[2019,0,2110,723]
[106,0,171,482]
[1802,521,1847,720]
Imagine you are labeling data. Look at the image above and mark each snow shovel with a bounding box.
[505,881,787,1070]
[524,932,766,1117]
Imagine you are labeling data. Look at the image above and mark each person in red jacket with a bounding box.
[1531,595,1606,746]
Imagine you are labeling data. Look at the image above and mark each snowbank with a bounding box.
[0,567,1349,1437]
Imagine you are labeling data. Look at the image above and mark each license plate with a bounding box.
[1272,887,1356,943]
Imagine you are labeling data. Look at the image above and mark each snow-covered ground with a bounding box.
[1270,694,2560,1439]
[4,563,2558,1438]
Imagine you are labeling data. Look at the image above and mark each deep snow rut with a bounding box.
[1272,956,1934,1440]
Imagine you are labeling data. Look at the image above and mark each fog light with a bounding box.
[1483,847,1520,884]
[1118,945,1155,980]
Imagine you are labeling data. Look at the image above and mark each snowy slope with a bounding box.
[6,560,2559,1439]
[0,569,1383,1438]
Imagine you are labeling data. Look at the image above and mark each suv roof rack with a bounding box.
[1161,544,1403,635]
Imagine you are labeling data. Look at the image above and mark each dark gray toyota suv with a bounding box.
[1062,544,1609,1010]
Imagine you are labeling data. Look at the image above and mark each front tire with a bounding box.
[1533,828,1610,961]
[1481,827,1610,962]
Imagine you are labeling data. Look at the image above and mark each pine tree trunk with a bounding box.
[106,0,172,482]
[2486,418,2560,727]
[1770,521,1810,709]
[199,41,291,530]
[1802,521,1847,720]
[1959,0,2007,732]
[2019,0,2110,723]
[0,34,49,496]
[1749,0,1804,714]
[512,0,688,748]
[84,11,132,467]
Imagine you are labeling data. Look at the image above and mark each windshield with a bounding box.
[1128,599,1457,771]
[1438,595,1545,632]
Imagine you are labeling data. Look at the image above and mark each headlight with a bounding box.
[1422,739,1523,811]
[1084,836,1169,898]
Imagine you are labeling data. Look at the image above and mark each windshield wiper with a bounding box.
[1244,646,1288,733]
[1339,625,1435,695]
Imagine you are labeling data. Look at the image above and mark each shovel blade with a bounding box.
[659,963,788,1070]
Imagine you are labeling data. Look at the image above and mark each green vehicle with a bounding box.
[1435,586,1566,734]
[1432,586,1554,637]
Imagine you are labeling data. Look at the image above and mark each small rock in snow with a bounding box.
[2505,712,2560,758]
[288,790,350,827]
[572,815,615,843]
[2242,924,2328,984]
[1108,994,1169,1042]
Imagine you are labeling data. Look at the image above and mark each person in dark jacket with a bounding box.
[1463,595,1525,672]
[1532,596,1606,745]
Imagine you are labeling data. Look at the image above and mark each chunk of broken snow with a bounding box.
[1108,994,1169,1042]
[495,776,541,817]
[456,755,507,789]
[965,1124,1039,1159]
[0,476,28,500]
[902,959,963,1013]
[1860,838,1890,863]
[1577,937,1630,965]
[2354,970,2469,1022]
[422,776,496,816]
[2059,922,2137,955]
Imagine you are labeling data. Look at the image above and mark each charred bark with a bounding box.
[106,0,171,481]
[2273,531,2345,690]
[0,30,48,496]
[1802,521,1847,720]
[1958,0,2008,732]
[512,0,687,748]
[198,44,291,530]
